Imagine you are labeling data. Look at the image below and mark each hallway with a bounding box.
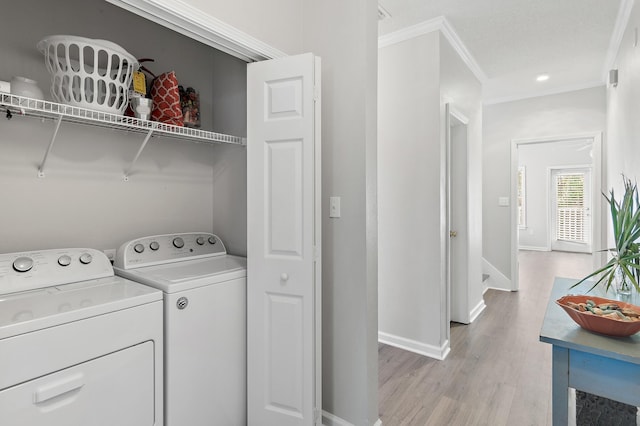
[378,250,593,425]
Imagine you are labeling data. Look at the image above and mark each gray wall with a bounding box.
[482,87,606,282]
[0,0,247,254]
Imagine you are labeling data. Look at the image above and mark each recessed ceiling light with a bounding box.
[536,74,550,82]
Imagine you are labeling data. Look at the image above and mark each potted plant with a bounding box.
[572,176,640,294]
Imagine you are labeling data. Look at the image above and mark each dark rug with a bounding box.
[576,391,637,426]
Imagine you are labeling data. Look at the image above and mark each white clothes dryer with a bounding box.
[114,232,246,426]
[0,248,163,426]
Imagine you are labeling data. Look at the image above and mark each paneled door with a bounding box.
[246,53,322,426]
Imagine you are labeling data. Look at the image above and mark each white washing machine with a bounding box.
[113,232,247,426]
[0,248,163,426]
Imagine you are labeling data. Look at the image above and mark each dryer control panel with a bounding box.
[0,248,113,295]
[114,232,227,269]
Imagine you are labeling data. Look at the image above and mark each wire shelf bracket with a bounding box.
[0,93,246,179]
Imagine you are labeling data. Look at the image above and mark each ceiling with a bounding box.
[378,0,625,104]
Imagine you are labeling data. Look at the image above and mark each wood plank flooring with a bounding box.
[378,250,593,425]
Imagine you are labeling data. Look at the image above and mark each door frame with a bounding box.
[444,103,470,335]
[510,132,603,291]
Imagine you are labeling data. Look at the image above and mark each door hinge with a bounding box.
[313,246,320,260]
[313,85,320,102]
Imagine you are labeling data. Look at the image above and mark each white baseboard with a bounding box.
[518,245,549,252]
[482,258,512,291]
[469,299,486,323]
[378,331,450,360]
[322,411,382,426]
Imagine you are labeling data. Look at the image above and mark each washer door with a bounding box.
[0,341,155,426]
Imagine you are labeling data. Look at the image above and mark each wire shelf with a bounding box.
[0,93,246,180]
[0,93,245,145]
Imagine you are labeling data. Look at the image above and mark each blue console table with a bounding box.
[540,277,640,425]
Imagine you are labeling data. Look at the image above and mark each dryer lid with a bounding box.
[0,276,162,339]
[115,255,246,293]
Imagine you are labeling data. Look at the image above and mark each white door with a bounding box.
[247,53,321,426]
[550,168,592,253]
[446,105,470,325]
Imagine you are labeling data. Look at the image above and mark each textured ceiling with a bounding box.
[378,0,623,103]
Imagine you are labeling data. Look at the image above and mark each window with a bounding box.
[517,166,526,228]
[555,173,585,242]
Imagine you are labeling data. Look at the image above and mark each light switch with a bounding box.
[498,197,510,207]
[330,196,341,218]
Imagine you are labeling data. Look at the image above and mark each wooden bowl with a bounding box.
[556,295,640,337]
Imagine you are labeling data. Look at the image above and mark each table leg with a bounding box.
[552,346,569,426]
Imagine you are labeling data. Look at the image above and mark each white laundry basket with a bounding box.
[37,35,138,114]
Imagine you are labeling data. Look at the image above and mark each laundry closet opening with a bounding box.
[0,0,248,254]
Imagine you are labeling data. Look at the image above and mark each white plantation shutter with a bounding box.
[555,173,586,242]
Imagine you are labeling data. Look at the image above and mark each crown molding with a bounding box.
[483,80,605,106]
[378,16,487,83]
[106,0,287,62]
[602,0,635,80]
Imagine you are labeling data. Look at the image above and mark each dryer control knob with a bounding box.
[134,243,145,254]
[149,241,160,251]
[173,237,185,249]
[79,253,93,265]
[13,256,33,273]
[58,255,71,267]
[208,236,217,244]
[196,237,205,245]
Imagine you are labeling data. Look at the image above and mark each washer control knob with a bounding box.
[196,237,205,245]
[208,236,217,245]
[79,253,93,265]
[173,237,185,249]
[134,243,145,254]
[149,241,160,251]
[58,255,72,267]
[13,256,34,273]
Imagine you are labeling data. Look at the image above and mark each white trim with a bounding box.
[378,332,450,360]
[322,411,354,426]
[105,0,287,62]
[482,258,512,292]
[518,245,549,252]
[439,17,488,82]
[469,299,486,323]
[378,16,487,83]
[322,411,381,426]
[602,0,636,80]
[483,81,605,106]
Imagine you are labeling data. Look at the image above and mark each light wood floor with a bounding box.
[378,250,593,426]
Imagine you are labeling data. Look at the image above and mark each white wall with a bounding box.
[173,0,303,55]
[518,140,593,251]
[483,87,606,281]
[439,35,484,326]
[378,32,443,353]
[0,0,247,254]
[300,2,379,423]
[607,1,640,193]
[378,31,483,357]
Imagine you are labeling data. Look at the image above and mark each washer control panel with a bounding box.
[0,248,113,295]
[114,232,227,269]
